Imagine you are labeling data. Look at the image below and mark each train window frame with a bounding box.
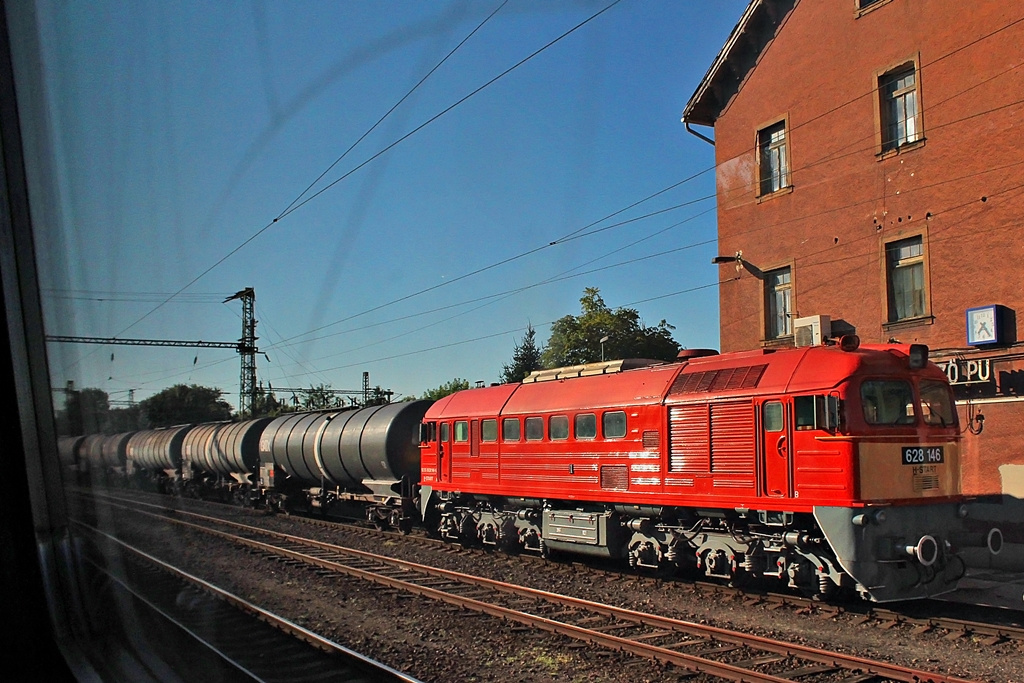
[763,401,784,432]
[502,418,521,442]
[575,413,597,439]
[440,422,450,442]
[549,415,569,440]
[525,417,544,441]
[454,421,469,442]
[480,419,497,442]
[602,411,627,439]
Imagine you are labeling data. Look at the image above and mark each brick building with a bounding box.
[682,0,1024,497]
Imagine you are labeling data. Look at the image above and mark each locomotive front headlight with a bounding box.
[957,503,969,519]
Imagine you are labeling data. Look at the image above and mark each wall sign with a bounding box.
[937,358,991,385]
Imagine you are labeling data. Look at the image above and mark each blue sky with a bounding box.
[32,0,748,409]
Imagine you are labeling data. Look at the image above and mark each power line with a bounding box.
[116,0,623,340]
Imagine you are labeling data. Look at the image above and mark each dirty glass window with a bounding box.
[602,411,627,438]
[920,380,956,427]
[763,401,784,431]
[454,421,469,442]
[502,418,520,442]
[549,415,569,440]
[525,417,544,441]
[575,413,597,439]
[480,419,497,442]
[440,422,450,442]
[861,380,916,425]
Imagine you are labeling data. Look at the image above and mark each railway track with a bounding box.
[73,518,422,683]
[81,492,992,683]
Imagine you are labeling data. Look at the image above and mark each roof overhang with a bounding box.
[681,0,799,129]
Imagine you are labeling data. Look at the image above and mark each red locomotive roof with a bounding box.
[424,344,945,419]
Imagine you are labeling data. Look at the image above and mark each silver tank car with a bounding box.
[125,425,191,473]
[206,418,273,477]
[181,422,226,480]
[97,432,133,471]
[259,401,431,495]
[80,433,105,473]
[58,435,85,470]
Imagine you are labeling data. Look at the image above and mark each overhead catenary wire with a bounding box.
[114,0,624,340]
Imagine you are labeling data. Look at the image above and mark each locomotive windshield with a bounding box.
[859,379,956,427]
[919,380,957,427]
[861,380,916,425]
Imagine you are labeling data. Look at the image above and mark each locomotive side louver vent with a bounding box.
[669,364,767,395]
[642,430,660,449]
[600,465,629,491]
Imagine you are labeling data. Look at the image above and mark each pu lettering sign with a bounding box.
[938,358,991,385]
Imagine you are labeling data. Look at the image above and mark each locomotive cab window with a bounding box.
[550,415,569,440]
[502,418,521,442]
[763,402,784,431]
[861,380,915,425]
[440,422,450,442]
[602,411,627,438]
[481,419,498,442]
[525,417,544,441]
[454,421,469,442]
[419,421,437,443]
[794,395,839,431]
[919,380,956,427]
[575,413,597,439]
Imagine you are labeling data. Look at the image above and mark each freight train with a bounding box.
[60,339,1003,602]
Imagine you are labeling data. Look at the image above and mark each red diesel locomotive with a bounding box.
[418,339,1001,602]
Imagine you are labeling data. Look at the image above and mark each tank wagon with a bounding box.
[256,401,432,529]
[418,340,1002,601]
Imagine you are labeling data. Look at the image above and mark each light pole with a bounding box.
[600,335,609,362]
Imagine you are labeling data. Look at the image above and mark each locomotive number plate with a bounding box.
[902,446,944,465]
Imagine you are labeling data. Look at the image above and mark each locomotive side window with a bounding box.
[763,402,784,431]
[550,415,569,440]
[502,418,521,442]
[603,411,627,438]
[419,421,436,443]
[454,421,469,442]
[525,417,544,441]
[575,413,597,439]
[440,422,450,442]
[919,380,956,426]
[481,419,498,442]
[861,380,915,425]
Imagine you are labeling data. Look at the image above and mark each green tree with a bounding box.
[249,385,285,418]
[421,378,470,401]
[303,384,344,411]
[500,323,542,383]
[107,405,145,432]
[541,287,679,368]
[139,384,232,427]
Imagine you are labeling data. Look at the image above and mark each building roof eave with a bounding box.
[681,0,799,128]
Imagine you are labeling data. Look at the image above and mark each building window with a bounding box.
[886,236,926,321]
[765,267,792,339]
[758,121,789,195]
[880,65,920,152]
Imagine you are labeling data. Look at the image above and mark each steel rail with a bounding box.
[84,489,1024,644]
[72,518,423,683]
[102,496,983,683]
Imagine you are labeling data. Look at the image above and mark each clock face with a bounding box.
[968,307,996,344]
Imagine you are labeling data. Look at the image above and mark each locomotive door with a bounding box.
[438,422,451,483]
[760,399,792,498]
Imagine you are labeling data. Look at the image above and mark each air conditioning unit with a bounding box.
[794,315,831,347]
